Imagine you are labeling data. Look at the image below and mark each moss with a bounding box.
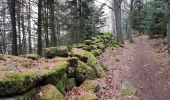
[65,78,76,91]
[85,52,106,77]
[82,46,92,51]
[26,54,39,60]
[67,57,78,67]
[84,40,92,45]
[0,54,6,61]
[75,93,98,100]
[55,81,66,94]
[37,84,64,100]
[91,49,102,57]
[116,96,139,100]
[90,45,98,50]
[0,61,69,97]
[71,48,106,77]
[81,80,100,93]
[66,45,73,52]
[75,61,97,84]
[43,46,68,58]
[96,42,105,51]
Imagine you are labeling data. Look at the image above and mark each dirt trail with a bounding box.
[98,35,170,100]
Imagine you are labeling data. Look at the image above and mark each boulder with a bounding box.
[81,80,100,93]
[71,48,106,77]
[75,61,97,84]
[37,84,64,100]
[0,61,69,97]
[25,54,39,60]
[43,46,68,58]
[91,49,102,57]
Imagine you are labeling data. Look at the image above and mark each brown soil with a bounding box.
[98,35,170,100]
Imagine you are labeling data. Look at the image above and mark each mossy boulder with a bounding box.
[84,40,92,45]
[71,48,106,77]
[0,54,6,61]
[65,78,76,91]
[91,49,102,57]
[0,61,69,97]
[96,42,105,51]
[37,84,64,100]
[90,45,98,50]
[43,46,68,58]
[82,46,92,51]
[75,61,97,84]
[81,80,100,93]
[26,54,39,60]
[75,93,98,100]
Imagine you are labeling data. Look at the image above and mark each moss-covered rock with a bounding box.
[0,61,69,97]
[75,61,97,84]
[43,46,68,58]
[81,80,100,93]
[82,46,92,51]
[0,54,6,61]
[84,40,92,45]
[90,45,98,50]
[71,48,106,77]
[25,54,39,60]
[65,78,76,91]
[96,42,105,51]
[75,93,98,100]
[37,84,64,100]
[91,49,102,57]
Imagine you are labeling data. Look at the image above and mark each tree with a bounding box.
[37,0,43,56]
[113,0,124,44]
[8,0,18,55]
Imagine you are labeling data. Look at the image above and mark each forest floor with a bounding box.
[65,35,170,100]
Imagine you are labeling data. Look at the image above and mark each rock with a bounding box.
[0,54,6,61]
[71,48,106,77]
[0,61,69,97]
[25,54,39,60]
[84,40,93,45]
[37,84,64,100]
[75,93,98,100]
[91,49,102,57]
[81,80,100,93]
[75,61,97,84]
[43,46,69,58]
[65,78,76,91]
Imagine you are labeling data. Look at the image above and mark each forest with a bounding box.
[0,0,170,100]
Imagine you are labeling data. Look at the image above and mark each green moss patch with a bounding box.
[37,84,64,100]
[25,54,39,60]
[75,61,97,84]
[81,80,100,93]
[43,46,69,58]
[0,61,69,97]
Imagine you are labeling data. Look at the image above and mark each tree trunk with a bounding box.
[50,0,57,47]
[8,0,18,55]
[37,0,43,56]
[28,0,32,53]
[114,0,124,44]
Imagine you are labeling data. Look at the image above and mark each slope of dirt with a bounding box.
[65,35,170,100]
